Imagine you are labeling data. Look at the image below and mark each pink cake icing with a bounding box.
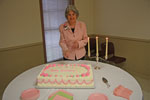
[36,64,94,88]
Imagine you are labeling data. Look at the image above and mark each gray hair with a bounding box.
[65,5,79,19]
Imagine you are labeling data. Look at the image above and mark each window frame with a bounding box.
[70,0,74,5]
[39,0,75,63]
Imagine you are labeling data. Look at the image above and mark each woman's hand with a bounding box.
[64,50,70,58]
[72,41,79,49]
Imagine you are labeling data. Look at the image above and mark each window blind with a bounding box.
[42,0,69,62]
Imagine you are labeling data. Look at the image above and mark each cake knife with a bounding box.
[102,77,110,88]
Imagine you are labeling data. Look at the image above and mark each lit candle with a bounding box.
[96,36,99,57]
[105,37,108,60]
[88,37,90,57]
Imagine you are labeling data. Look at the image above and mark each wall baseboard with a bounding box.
[89,34,150,43]
[0,42,43,52]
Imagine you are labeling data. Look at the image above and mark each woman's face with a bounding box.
[67,10,77,24]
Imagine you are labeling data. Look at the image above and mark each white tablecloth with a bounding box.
[2,60,143,100]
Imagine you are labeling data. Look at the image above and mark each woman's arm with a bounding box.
[59,25,69,52]
[78,22,88,49]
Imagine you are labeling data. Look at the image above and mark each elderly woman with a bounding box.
[59,5,88,60]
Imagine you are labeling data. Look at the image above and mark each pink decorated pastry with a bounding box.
[88,93,108,100]
[21,88,40,100]
[53,95,69,100]
[36,64,94,88]
[48,89,73,100]
[113,85,133,100]
[48,89,73,98]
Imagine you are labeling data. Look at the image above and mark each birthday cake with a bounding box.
[36,64,94,88]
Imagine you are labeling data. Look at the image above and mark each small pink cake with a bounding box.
[48,89,73,100]
[53,95,69,100]
[21,88,40,100]
[88,93,108,100]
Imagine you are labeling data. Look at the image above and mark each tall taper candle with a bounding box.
[105,37,108,59]
[96,36,99,57]
[88,37,90,57]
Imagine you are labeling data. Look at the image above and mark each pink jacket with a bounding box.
[59,21,88,60]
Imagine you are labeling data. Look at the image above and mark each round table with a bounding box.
[2,60,143,100]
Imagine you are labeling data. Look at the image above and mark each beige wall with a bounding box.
[76,0,94,34]
[0,0,43,48]
[0,0,44,99]
[94,0,150,40]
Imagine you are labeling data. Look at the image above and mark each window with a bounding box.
[40,0,70,62]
